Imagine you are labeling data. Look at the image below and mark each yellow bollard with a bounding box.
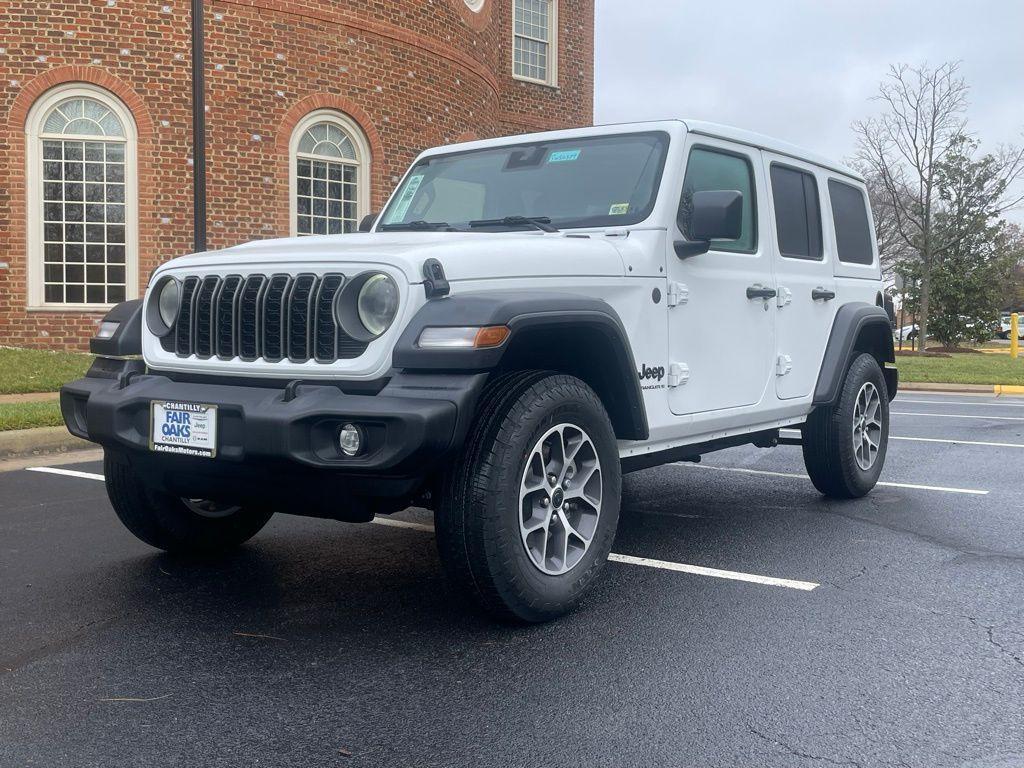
[1012,313,1020,359]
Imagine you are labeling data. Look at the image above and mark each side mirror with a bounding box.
[358,213,379,233]
[674,190,744,259]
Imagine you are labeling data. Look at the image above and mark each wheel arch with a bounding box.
[813,302,897,405]
[393,291,649,440]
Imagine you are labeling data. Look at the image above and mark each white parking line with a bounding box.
[607,553,818,590]
[896,398,1024,408]
[779,428,1024,450]
[674,463,989,496]
[23,465,818,592]
[891,411,1024,421]
[26,466,105,481]
[887,435,1024,449]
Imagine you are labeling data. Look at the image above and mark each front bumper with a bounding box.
[61,362,485,513]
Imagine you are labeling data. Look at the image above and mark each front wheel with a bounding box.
[801,353,890,499]
[436,372,621,623]
[104,450,274,555]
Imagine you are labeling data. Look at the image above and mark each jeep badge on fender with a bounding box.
[638,364,665,381]
[61,120,896,623]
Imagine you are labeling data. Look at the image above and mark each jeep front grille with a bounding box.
[161,273,368,363]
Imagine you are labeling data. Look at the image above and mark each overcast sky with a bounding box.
[594,0,1024,220]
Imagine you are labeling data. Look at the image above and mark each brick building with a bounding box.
[0,0,594,349]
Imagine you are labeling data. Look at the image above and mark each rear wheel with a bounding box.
[436,372,621,623]
[104,449,273,555]
[801,353,889,499]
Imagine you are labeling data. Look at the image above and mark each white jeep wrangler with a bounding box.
[62,120,897,622]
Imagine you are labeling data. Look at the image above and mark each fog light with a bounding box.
[339,423,363,457]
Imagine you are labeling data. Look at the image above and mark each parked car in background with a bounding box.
[998,315,1023,340]
[895,323,919,341]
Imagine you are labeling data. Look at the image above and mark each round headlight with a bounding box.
[356,274,399,337]
[147,276,181,337]
[158,278,180,328]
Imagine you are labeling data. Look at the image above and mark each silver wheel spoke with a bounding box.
[852,381,884,471]
[519,422,602,576]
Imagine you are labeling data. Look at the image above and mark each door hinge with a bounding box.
[667,362,690,387]
[666,281,689,307]
[776,285,792,308]
[776,354,793,376]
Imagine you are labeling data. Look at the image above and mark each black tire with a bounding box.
[104,449,274,555]
[801,353,889,499]
[437,372,621,623]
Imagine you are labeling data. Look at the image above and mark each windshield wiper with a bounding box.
[468,215,559,233]
[379,220,454,231]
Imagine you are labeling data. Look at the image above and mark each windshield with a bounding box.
[379,131,669,231]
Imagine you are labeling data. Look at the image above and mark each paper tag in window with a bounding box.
[386,174,424,223]
[548,149,581,163]
[608,203,630,215]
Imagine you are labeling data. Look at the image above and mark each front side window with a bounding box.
[31,91,134,306]
[513,0,556,84]
[291,114,368,236]
[770,164,823,260]
[678,147,757,253]
[380,132,669,231]
[828,179,874,265]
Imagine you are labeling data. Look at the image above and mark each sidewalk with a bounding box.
[0,392,60,404]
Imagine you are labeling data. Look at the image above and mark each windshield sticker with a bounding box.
[608,203,630,215]
[385,174,424,223]
[548,149,581,163]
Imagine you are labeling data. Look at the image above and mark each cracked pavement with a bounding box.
[2,391,1023,767]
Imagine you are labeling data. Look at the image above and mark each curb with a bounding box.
[900,381,1024,396]
[0,426,94,461]
[994,384,1024,395]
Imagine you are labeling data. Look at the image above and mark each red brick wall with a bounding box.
[0,0,594,350]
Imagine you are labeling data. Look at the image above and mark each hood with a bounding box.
[152,231,627,284]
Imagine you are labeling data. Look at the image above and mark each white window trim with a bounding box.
[288,109,372,237]
[24,83,140,311]
[511,0,558,88]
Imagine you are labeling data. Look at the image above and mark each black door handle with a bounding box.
[812,287,836,301]
[746,285,777,300]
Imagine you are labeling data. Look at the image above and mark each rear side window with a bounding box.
[770,165,822,260]
[679,147,757,253]
[828,179,874,265]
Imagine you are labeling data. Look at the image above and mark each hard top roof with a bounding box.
[420,119,863,182]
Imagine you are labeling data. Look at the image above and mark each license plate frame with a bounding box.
[149,400,218,458]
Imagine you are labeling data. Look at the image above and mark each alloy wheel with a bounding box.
[852,381,883,471]
[518,423,603,575]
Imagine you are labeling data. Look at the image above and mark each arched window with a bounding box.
[289,110,371,236]
[26,85,138,307]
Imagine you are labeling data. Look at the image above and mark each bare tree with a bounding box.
[854,162,914,282]
[853,62,969,349]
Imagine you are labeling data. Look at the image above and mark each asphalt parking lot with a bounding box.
[2,391,1023,767]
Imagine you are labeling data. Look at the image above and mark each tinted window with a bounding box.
[828,179,874,265]
[678,147,756,253]
[770,165,822,260]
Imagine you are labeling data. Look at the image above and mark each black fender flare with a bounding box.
[393,290,648,439]
[90,299,143,357]
[813,302,897,405]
